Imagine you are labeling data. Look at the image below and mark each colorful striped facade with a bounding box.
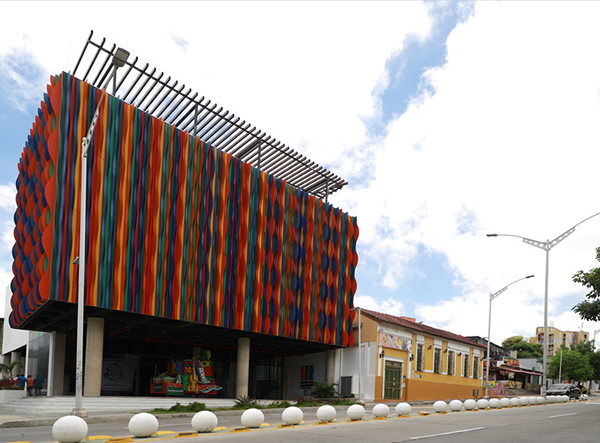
[11,73,359,347]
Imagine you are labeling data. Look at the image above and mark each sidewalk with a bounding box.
[2,394,594,429]
[0,399,429,428]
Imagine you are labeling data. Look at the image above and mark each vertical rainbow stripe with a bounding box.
[11,73,359,347]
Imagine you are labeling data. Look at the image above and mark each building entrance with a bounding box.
[384,360,403,400]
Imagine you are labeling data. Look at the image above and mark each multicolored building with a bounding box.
[6,37,358,400]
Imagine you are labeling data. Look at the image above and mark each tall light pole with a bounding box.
[351,307,362,401]
[487,211,600,397]
[485,275,534,398]
[72,47,129,417]
[594,329,600,351]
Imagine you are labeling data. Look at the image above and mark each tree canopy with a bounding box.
[501,335,543,358]
[572,247,600,321]
[0,361,21,379]
[547,346,594,382]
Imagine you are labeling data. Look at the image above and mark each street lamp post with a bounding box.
[351,307,362,401]
[485,275,534,398]
[487,211,600,397]
[72,47,129,418]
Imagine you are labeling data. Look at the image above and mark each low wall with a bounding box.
[0,389,26,403]
[405,378,482,401]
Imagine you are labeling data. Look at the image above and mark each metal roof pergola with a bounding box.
[72,31,347,201]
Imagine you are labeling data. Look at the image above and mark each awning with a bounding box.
[496,365,541,376]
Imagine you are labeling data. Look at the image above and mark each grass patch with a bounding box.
[149,397,359,414]
[151,402,207,414]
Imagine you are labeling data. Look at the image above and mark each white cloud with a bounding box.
[333,1,600,339]
[0,184,15,209]
[354,294,405,317]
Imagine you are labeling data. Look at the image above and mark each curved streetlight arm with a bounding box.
[490,275,535,301]
[487,210,600,252]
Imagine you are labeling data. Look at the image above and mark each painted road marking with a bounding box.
[409,427,487,440]
[548,413,577,418]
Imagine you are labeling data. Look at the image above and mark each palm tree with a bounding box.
[0,361,22,379]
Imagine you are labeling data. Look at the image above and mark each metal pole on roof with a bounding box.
[194,103,199,137]
[257,141,261,171]
[484,275,534,398]
[73,47,129,418]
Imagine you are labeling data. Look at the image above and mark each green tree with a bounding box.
[572,247,600,321]
[501,336,543,358]
[548,346,594,382]
[573,340,600,380]
[0,361,22,379]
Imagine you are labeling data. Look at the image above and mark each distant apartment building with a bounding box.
[530,327,589,357]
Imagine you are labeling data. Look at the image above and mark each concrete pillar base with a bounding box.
[84,317,104,397]
[236,337,251,398]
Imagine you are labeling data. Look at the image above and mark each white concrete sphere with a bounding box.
[241,408,264,428]
[562,395,570,402]
[519,397,529,406]
[395,402,412,416]
[499,398,511,408]
[488,398,501,409]
[372,403,390,418]
[281,406,303,425]
[52,416,88,443]
[128,413,159,438]
[528,396,538,405]
[546,395,555,403]
[463,399,477,410]
[476,399,489,409]
[347,404,366,420]
[192,411,218,433]
[432,401,448,413]
[536,397,546,405]
[582,394,588,401]
[316,405,337,422]
[510,397,521,407]
[449,400,463,412]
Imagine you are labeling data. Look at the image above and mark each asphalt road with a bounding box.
[3,401,600,443]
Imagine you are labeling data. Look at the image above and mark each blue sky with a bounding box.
[2,1,600,345]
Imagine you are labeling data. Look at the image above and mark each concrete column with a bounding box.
[51,332,66,396]
[84,317,104,397]
[236,337,250,398]
[11,351,22,377]
[326,349,336,385]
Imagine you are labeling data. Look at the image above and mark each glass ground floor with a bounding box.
[53,332,285,399]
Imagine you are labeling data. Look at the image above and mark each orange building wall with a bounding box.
[404,378,483,401]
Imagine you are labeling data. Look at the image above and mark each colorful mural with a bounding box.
[11,73,359,347]
[485,380,522,395]
[379,332,412,351]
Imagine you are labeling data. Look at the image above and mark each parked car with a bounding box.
[546,383,580,399]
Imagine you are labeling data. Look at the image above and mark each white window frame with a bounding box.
[447,350,455,376]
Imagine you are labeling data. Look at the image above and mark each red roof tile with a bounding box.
[361,309,486,349]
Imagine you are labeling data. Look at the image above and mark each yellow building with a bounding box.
[532,327,589,357]
[356,309,485,402]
